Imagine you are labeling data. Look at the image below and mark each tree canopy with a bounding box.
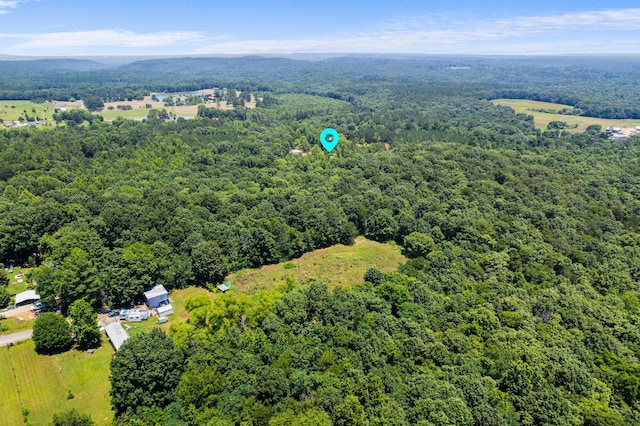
[32,312,73,354]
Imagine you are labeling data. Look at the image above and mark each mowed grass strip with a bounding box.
[227,237,405,294]
[1,338,113,425]
[492,99,640,133]
[0,347,23,425]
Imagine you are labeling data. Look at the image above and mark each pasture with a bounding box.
[227,237,406,294]
[0,338,113,425]
[0,100,82,125]
[492,99,640,133]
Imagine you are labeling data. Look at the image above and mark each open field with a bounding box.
[492,99,640,133]
[0,100,82,125]
[0,338,113,425]
[227,237,406,294]
[100,91,255,120]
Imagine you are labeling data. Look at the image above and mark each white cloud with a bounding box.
[0,29,207,53]
[0,0,33,15]
[0,0,18,14]
[1,7,640,55]
[193,8,640,54]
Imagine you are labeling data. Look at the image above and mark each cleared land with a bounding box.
[0,338,113,426]
[0,100,82,126]
[227,237,406,294]
[100,91,255,120]
[492,99,640,133]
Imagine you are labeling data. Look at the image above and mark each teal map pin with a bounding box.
[320,128,339,152]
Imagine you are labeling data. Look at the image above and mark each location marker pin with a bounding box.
[320,128,339,152]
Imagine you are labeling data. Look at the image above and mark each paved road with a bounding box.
[0,329,33,347]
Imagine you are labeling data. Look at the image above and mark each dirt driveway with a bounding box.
[1,304,36,320]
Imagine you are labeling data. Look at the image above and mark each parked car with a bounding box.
[108,309,120,317]
[31,302,44,312]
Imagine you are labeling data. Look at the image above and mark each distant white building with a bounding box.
[104,322,129,351]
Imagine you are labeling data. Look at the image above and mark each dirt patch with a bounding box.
[1,305,35,319]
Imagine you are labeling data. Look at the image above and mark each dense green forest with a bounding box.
[2,56,640,424]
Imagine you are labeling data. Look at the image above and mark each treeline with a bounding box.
[3,56,640,118]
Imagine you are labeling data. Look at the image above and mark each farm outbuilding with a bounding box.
[104,322,129,351]
[144,285,169,308]
[15,290,40,306]
[157,304,173,317]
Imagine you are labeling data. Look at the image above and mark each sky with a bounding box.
[1,0,640,57]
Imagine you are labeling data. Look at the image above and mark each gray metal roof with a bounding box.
[15,290,40,305]
[104,322,129,351]
[144,285,168,300]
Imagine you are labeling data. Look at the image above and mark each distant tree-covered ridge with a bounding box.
[2,55,640,118]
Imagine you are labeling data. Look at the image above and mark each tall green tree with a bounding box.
[110,328,184,416]
[191,241,227,285]
[49,409,94,426]
[69,299,101,350]
[32,312,73,354]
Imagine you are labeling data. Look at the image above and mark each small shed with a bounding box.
[157,304,173,317]
[217,282,231,293]
[144,285,169,308]
[15,290,40,306]
[104,322,129,351]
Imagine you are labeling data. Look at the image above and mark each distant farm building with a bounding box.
[157,304,174,317]
[144,285,169,308]
[15,290,40,306]
[104,322,129,351]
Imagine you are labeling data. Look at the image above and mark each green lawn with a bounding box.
[0,100,82,125]
[98,107,153,120]
[492,99,640,133]
[227,236,406,294]
[0,338,113,425]
[6,266,30,295]
[0,347,23,425]
[0,316,35,335]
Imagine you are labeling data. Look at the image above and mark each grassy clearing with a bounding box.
[0,100,82,125]
[492,99,640,133]
[6,266,30,295]
[227,237,406,294]
[0,338,113,425]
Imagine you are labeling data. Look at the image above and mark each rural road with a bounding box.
[0,329,33,347]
